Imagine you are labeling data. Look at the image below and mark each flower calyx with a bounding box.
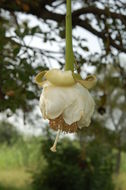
[35,69,97,90]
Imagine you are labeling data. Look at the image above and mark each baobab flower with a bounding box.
[35,69,96,152]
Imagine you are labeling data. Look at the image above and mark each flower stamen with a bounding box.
[50,129,61,152]
[49,115,78,133]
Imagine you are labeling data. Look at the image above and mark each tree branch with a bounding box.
[0,0,126,53]
[73,6,126,22]
[75,18,126,53]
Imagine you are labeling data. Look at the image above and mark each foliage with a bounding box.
[85,140,114,190]
[93,59,126,173]
[0,11,47,114]
[0,121,20,145]
[32,133,114,190]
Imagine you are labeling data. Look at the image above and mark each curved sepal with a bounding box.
[77,75,97,89]
[35,69,97,89]
[35,70,47,86]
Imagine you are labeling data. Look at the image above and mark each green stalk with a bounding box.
[65,0,74,71]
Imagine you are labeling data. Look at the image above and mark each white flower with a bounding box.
[35,69,96,152]
[40,81,95,129]
[36,69,96,130]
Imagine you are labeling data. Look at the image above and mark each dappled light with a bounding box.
[0,0,126,190]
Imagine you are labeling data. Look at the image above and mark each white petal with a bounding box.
[40,82,95,127]
[77,92,95,128]
[63,83,95,126]
[40,83,70,119]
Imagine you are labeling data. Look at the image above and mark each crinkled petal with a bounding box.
[63,83,95,125]
[40,83,71,119]
[40,82,95,127]
[77,90,95,128]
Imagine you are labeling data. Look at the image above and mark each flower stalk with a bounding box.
[65,0,74,72]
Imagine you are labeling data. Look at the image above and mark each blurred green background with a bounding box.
[0,0,126,190]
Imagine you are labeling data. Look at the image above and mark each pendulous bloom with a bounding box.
[35,69,96,135]
[35,0,96,152]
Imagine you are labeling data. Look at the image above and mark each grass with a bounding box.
[114,152,126,190]
[0,137,45,190]
[0,168,32,190]
[120,152,126,172]
[114,172,126,190]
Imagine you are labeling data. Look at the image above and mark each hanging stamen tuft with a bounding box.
[49,115,78,133]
